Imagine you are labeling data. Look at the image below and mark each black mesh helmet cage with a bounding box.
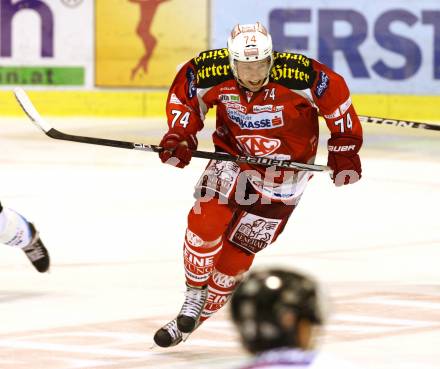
[230,268,323,354]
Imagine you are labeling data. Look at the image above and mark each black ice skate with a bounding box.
[153,319,183,347]
[176,284,208,333]
[22,223,50,273]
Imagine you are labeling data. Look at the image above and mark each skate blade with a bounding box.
[182,332,192,342]
[149,342,159,350]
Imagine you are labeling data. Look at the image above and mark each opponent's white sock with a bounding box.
[0,208,32,248]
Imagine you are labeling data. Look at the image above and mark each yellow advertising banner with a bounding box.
[96,0,209,87]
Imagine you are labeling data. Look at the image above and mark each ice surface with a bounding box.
[0,117,439,369]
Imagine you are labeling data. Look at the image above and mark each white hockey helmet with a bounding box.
[227,22,273,83]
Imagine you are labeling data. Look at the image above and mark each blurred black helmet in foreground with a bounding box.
[230,268,324,354]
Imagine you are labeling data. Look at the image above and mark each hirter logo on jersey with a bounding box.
[236,135,281,156]
[227,108,284,130]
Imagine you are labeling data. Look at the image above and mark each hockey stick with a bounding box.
[359,115,440,131]
[13,88,330,173]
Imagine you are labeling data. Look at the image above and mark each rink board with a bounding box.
[1,90,440,123]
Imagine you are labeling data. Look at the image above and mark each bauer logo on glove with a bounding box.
[327,134,362,186]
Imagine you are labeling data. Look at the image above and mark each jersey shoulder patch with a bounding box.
[192,48,234,88]
[270,52,316,90]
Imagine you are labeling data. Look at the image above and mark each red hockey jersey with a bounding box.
[165,49,362,198]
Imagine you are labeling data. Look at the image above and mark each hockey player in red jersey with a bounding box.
[0,201,50,272]
[154,22,362,347]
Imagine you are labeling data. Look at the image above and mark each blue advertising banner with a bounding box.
[211,0,440,94]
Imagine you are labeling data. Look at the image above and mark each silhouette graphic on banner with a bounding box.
[129,0,168,80]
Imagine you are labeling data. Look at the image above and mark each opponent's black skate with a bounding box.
[22,223,50,273]
[153,319,183,347]
[177,284,208,333]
